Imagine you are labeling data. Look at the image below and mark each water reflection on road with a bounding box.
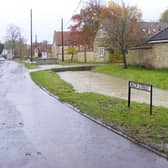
[58,71,168,108]
[1,61,168,167]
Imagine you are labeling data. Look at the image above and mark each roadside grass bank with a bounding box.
[24,62,38,69]
[13,58,38,69]
[31,70,168,156]
[92,64,168,90]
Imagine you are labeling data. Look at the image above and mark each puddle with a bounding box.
[58,71,168,108]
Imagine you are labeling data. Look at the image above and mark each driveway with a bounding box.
[0,61,168,168]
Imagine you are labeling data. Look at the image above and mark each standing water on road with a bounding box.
[58,71,168,108]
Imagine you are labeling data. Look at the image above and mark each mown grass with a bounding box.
[92,64,168,90]
[31,70,168,154]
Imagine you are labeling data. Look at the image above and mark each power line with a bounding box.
[64,0,82,27]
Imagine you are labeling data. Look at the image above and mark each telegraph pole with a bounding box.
[19,32,22,60]
[30,9,33,62]
[61,18,64,62]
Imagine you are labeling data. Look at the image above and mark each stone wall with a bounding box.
[128,43,168,68]
[128,46,154,68]
[35,58,57,65]
[56,51,108,62]
[152,43,168,68]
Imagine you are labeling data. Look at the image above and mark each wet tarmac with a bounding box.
[1,61,168,167]
[58,71,168,108]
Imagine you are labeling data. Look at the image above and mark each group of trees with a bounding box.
[70,0,142,68]
[160,9,168,23]
[0,43,4,55]
[5,24,27,58]
[4,25,50,59]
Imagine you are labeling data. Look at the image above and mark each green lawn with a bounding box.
[31,70,168,155]
[92,64,168,89]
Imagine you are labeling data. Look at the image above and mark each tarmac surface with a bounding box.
[0,61,168,168]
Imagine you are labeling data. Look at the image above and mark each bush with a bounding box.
[108,52,123,63]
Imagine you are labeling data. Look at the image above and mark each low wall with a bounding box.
[52,65,97,72]
[57,51,105,62]
[128,43,168,68]
[152,43,168,68]
[128,46,154,68]
[34,58,57,65]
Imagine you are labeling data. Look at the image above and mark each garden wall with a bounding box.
[128,43,168,68]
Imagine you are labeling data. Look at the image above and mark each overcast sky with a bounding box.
[0,0,168,44]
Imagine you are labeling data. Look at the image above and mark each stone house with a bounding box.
[137,22,168,42]
[128,27,168,68]
[52,31,80,60]
[52,22,168,63]
[93,23,109,62]
[93,21,168,62]
[52,30,109,62]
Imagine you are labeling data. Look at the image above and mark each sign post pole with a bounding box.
[128,81,131,108]
[128,81,153,115]
[150,85,153,115]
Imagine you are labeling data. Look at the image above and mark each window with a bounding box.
[152,28,156,33]
[148,29,151,34]
[99,28,105,38]
[142,28,146,32]
[98,47,104,58]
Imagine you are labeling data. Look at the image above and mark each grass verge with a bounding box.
[31,70,168,155]
[13,58,38,69]
[92,64,168,90]
[24,62,38,69]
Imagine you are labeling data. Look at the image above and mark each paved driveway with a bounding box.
[0,61,168,168]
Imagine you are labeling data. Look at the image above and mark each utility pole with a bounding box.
[98,0,100,7]
[19,32,22,60]
[61,18,64,62]
[35,34,37,48]
[30,9,33,62]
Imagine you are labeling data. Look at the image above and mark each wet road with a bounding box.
[58,71,168,108]
[1,61,168,168]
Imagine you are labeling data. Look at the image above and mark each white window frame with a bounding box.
[98,47,104,58]
[99,28,104,38]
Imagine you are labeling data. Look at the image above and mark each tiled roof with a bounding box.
[138,22,168,40]
[54,31,80,46]
[102,19,168,40]
[148,27,168,43]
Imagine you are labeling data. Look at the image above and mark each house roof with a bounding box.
[138,22,168,40]
[148,27,168,43]
[101,20,168,41]
[53,31,80,46]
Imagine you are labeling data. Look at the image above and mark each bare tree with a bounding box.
[105,1,141,68]
[5,24,21,57]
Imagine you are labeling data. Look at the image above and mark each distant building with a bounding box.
[128,27,168,68]
[138,22,168,41]
[52,21,168,63]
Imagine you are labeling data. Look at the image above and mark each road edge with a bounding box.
[32,78,168,160]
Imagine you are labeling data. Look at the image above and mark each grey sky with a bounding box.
[0,0,168,44]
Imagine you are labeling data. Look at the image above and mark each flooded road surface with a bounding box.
[1,61,168,167]
[58,71,168,108]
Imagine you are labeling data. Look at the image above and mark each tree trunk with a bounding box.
[84,45,87,63]
[122,49,128,69]
[71,53,74,62]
